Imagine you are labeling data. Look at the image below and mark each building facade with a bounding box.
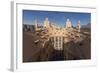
[35,17,81,50]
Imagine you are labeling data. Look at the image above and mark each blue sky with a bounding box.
[23,10,91,27]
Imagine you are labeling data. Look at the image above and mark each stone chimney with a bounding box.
[44,17,50,28]
[77,20,81,32]
[66,19,72,28]
[35,19,38,31]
